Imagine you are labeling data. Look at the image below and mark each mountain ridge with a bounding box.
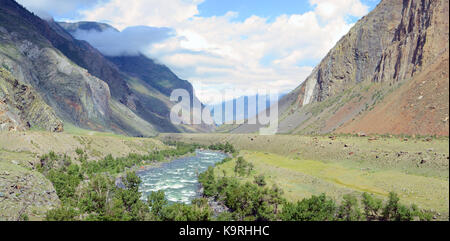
[57,20,214,133]
[231,0,449,136]
[0,0,213,136]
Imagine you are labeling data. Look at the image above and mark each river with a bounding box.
[137,150,228,204]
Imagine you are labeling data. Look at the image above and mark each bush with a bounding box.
[337,194,362,221]
[382,192,417,221]
[147,190,168,220]
[45,207,78,221]
[254,175,266,187]
[199,173,284,221]
[280,194,337,221]
[234,157,252,177]
[198,167,217,197]
[362,192,383,220]
[208,142,236,154]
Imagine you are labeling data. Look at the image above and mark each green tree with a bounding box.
[382,192,417,221]
[337,194,362,221]
[45,207,78,221]
[198,167,217,197]
[254,175,266,187]
[78,174,113,219]
[147,190,168,220]
[361,192,383,221]
[280,194,336,221]
[110,172,149,221]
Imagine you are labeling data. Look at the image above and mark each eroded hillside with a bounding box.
[232,0,449,136]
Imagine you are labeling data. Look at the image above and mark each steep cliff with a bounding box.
[266,0,448,136]
[0,67,63,132]
[0,0,157,136]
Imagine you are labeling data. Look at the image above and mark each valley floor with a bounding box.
[0,131,166,220]
[160,133,449,218]
[0,131,448,220]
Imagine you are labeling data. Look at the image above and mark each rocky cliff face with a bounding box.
[270,0,449,136]
[290,0,448,108]
[0,0,214,136]
[0,0,157,136]
[0,67,63,132]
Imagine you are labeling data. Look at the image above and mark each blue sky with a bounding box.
[22,0,379,24]
[197,0,378,22]
[18,0,381,104]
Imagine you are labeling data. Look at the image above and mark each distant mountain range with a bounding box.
[0,0,213,136]
[208,93,284,126]
[230,0,449,136]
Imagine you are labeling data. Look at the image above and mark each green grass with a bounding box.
[160,133,449,218]
[215,151,449,215]
[62,122,126,138]
[0,131,169,220]
[160,133,449,178]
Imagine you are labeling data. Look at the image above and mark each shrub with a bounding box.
[280,194,337,221]
[337,194,362,221]
[45,207,78,221]
[254,175,267,187]
[362,192,383,221]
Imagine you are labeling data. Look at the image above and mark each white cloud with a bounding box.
[17,0,98,18]
[310,0,369,21]
[21,0,371,103]
[72,26,175,56]
[140,7,362,102]
[80,0,204,30]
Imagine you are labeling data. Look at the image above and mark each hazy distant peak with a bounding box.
[57,21,118,33]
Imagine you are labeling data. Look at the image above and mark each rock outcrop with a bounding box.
[234,0,449,136]
[0,67,63,132]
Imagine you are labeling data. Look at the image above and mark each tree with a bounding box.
[45,207,78,221]
[160,200,212,221]
[337,194,362,221]
[280,194,336,221]
[198,167,217,196]
[234,157,251,177]
[361,192,383,221]
[268,185,284,215]
[111,172,149,221]
[78,174,113,219]
[247,163,254,176]
[147,190,168,220]
[254,175,266,187]
[382,192,416,221]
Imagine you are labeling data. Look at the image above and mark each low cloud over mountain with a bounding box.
[72,26,175,56]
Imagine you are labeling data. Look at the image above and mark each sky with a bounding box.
[17,0,380,105]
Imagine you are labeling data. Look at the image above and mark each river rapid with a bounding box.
[137,150,227,204]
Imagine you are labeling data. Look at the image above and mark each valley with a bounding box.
[0,0,448,223]
[161,133,449,218]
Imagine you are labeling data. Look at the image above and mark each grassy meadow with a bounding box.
[160,133,449,218]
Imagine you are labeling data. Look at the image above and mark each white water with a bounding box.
[137,150,227,204]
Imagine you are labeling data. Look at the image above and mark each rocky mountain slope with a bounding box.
[58,21,212,133]
[0,0,212,136]
[232,0,449,136]
[0,67,62,132]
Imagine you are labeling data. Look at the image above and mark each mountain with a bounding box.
[0,0,212,136]
[57,21,115,33]
[208,93,284,127]
[0,67,63,132]
[232,0,449,136]
[57,21,214,133]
